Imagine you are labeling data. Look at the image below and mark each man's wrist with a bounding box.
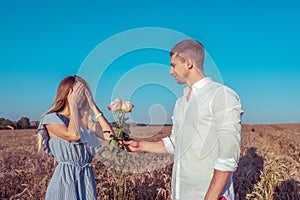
[138,141,145,151]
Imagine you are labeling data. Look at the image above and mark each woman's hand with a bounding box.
[103,131,112,141]
[68,82,85,107]
[84,88,97,111]
[84,88,94,106]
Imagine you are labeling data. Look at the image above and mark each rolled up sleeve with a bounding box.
[162,136,175,154]
[211,87,243,171]
[214,158,238,171]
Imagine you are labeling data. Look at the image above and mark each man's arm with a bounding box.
[204,170,232,200]
[124,140,169,154]
[207,86,243,198]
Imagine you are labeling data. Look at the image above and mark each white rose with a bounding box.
[107,98,122,112]
[121,101,134,113]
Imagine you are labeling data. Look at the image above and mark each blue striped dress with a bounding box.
[38,112,101,200]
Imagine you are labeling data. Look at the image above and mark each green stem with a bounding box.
[117,128,122,139]
[118,170,122,200]
[122,150,127,200]
[124,169,127,200]
[115,110,128,200]
[118,168,126,200]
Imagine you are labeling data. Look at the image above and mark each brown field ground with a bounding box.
[0,124,299,200]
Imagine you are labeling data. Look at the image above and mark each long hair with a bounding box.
[46,76,76,114]
[37,75,97,153]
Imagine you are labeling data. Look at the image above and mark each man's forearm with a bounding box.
[139,140,169,154]
[205,170,232,200]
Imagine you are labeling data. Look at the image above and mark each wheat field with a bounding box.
[0,124,299,200]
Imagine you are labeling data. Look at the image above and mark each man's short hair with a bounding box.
[170,40,205,70]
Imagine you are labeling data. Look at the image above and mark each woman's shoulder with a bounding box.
[43,112,58,120]
[40,112,64,125]
[44,112,57,118]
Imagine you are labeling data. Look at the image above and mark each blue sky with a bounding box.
[0,0,299,124]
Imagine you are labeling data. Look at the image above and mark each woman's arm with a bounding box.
[46,123,80,141]
[46,83,85,141]
[93,111,115,141]
[84,89,115,140]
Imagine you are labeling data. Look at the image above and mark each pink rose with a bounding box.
[108,98,122,112]
[121,101,134,113]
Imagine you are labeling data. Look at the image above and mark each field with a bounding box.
[0,124,299,200]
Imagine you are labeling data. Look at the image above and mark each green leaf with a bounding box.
[109,140,117,151]
[114,155,125,166]
[114,156,121,166]
[101,151,112,159]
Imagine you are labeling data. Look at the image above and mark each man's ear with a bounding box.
[185,59,193,69]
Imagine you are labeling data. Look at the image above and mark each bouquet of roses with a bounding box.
[107,98,134,145]
[101,98,134,200]
[101,98,134,161]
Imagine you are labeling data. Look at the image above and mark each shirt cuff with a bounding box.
[162,137,175,154]
[214,158,238,171]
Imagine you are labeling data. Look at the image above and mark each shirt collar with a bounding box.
[183,77,211,96]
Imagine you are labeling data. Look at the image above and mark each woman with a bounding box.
[37,75,114,200]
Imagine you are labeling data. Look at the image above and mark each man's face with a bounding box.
[169,54,188,84]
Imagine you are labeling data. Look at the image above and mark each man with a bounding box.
[125,40,243,200]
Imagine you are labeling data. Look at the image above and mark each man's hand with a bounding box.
[124,139,168,154]
[123,140,141,152]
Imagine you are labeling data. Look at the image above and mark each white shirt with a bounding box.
[162,77,243,199]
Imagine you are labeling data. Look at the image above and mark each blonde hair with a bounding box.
[37,75,97,153]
